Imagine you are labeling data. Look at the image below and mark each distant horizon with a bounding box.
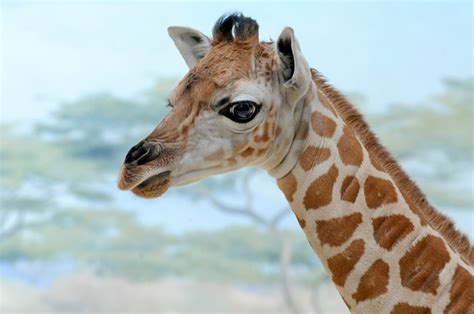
[1,1,472,123]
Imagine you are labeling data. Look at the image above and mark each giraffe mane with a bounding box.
[311,68,474,265]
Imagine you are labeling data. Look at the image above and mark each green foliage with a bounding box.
[1,80,176,214]
[0,209,317,284]
[0,127,99,188]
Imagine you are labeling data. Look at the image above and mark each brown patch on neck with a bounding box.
[372,215,414,250]
[316,213,362,247]
[399,235,450,294]
[364,176,398,209]
[352,258,389,303]
[311,68,473,264]
[444,265,474,313]
[327,239,365,286]
[311,111,337,138]
[391,303,431,314]
[303,165,339,210]
[337,126,363,166]
[340,176,360,203]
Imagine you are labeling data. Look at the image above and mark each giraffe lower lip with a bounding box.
[137,171,172,189]
[131,171,173,198]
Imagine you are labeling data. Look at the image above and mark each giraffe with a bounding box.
[117,14,474,313]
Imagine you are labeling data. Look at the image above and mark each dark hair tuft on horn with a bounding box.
[213,13,259,43]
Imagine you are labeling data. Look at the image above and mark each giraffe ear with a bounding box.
[168,26,211,69]
[276,27,311,104]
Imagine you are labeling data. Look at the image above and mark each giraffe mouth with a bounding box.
[118,164,230,198]
[130,171,173,198]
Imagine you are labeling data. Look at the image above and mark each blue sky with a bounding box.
[1,2,473,289]
[1,1,472,122]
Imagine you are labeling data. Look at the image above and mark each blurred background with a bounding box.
[1,1,472,313]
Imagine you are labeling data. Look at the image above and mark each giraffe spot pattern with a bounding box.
[277,172,297,203]
[337,126,363,166]
[298,146,331,171]
[399,235,451,295]
[372,215,414,250]
[340,176,360,203]
[364,175,398,209]
[444,265,474,313]
[352,259,390,303]
[327,239,365,286]
[303,165,339,210]
[391,303,431,314]
[316,213,362,247]
[311,111,337,138]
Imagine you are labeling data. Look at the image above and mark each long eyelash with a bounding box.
[166,100,173,108]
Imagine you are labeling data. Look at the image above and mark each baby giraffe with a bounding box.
[118,14,473,313]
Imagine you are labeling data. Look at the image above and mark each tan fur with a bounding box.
[311,68,474,265]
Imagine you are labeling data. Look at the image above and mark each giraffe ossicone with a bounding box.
[118,13,474,313]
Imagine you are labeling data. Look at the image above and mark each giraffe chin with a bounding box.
[131,171,172,199]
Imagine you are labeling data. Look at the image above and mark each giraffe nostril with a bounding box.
[124,141,160,165]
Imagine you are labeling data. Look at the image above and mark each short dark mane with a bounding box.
[212,13,259,44]
[311,68,474,265]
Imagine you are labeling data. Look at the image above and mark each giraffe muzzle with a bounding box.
[117,139,176,196]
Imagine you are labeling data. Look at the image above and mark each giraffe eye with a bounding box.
[220,101,261,123]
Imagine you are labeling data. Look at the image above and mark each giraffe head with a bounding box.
[118,13,312,198]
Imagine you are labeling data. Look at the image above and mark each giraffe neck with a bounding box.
[269,79,474,313]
